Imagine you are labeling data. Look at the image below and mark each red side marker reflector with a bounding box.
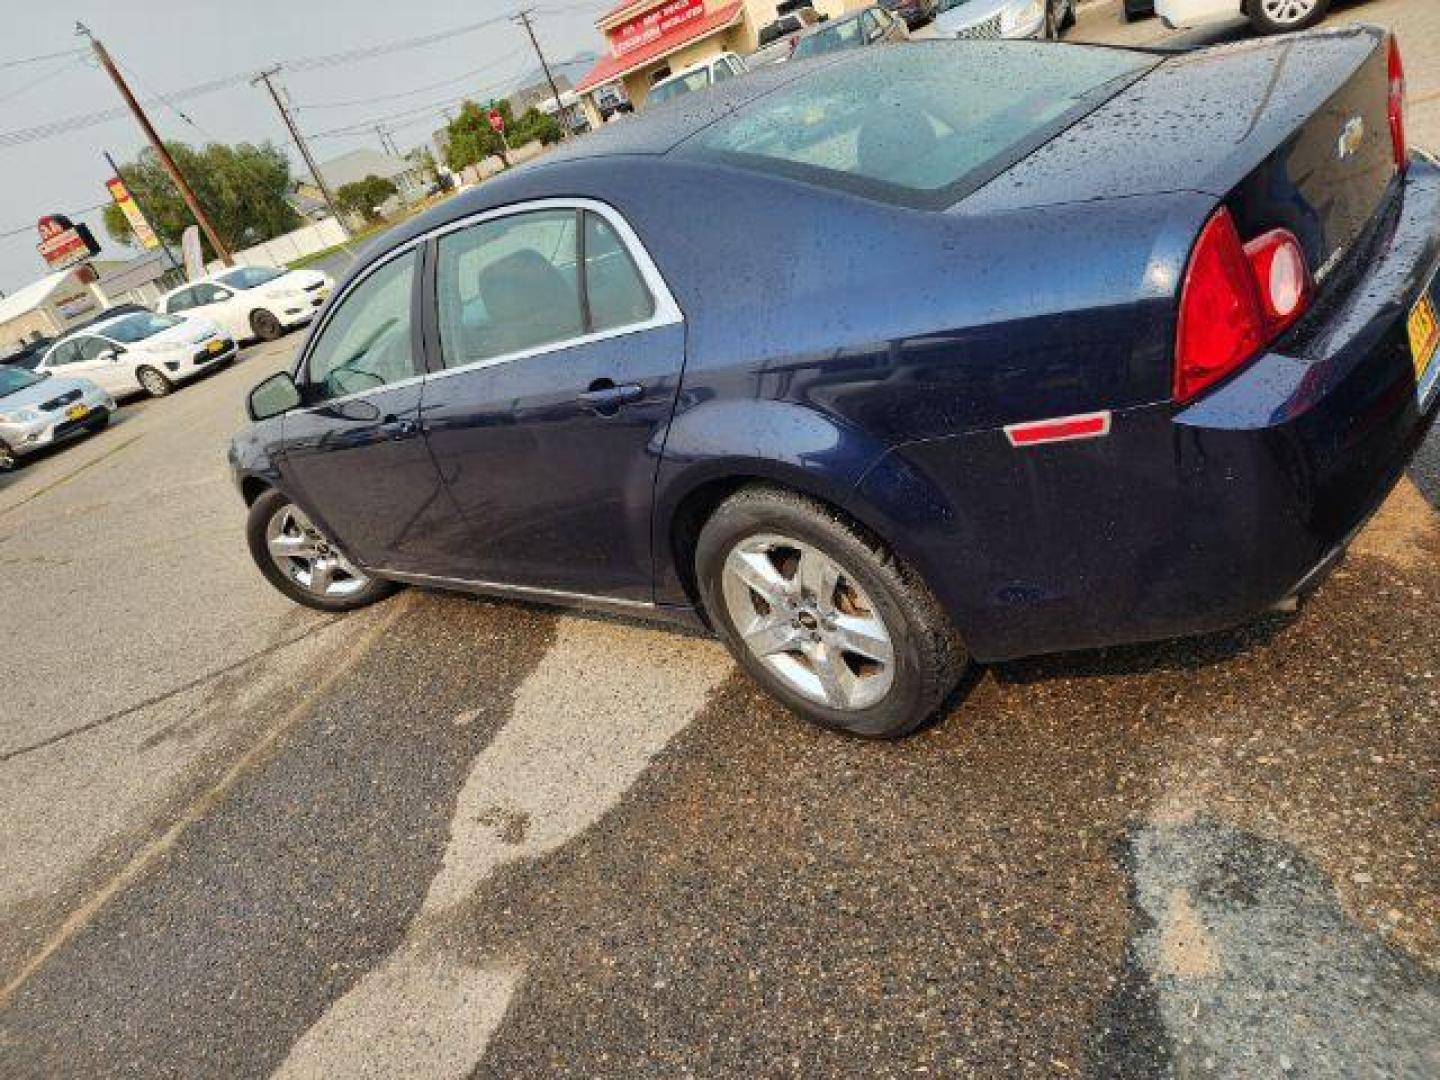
[1004,411,1112,448]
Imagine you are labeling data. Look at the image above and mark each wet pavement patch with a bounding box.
[1095,820,1440,1077]
[0,593,556,1079]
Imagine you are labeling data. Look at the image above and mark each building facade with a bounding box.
[576,0,864,112]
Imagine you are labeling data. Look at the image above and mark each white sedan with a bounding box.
[35,310,235,398]
[1156,0,1332,34]
[157,265,333,343]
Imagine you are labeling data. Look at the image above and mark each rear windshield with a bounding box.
[791,18,866,60]
[649,68,713,106]
[682,42,1153,209]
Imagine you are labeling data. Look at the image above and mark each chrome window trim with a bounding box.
[289,197,682,414]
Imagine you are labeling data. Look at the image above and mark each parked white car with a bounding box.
[647,53,748,108]
[933,0,1075,39]
[35,310,235,399]
[1156,0,1331,34]
[157,265,333,343]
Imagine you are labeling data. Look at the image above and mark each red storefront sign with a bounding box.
[610,0,707,59]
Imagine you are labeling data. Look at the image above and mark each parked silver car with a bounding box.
[0,365,114,470]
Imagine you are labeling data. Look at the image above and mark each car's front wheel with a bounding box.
[136,366,172,397]
[246,489,396,612]
[695,486,968,739]
[250,309,284,342]
[1249,0,1327,34]
[0,439,17,471]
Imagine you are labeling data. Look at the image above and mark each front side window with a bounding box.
[435,208,656,370]
[305,250,417,402]
[165,288,195,313]
[78,337,114,361]
[792,18,865,59]
[194,284,230,304]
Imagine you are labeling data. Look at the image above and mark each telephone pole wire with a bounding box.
[252,66,350,238]
[76,22,232,266]
[512,9,568,138]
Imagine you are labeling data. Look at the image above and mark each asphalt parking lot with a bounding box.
[3,3,1440,1076]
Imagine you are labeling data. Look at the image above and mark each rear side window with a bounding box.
[435,208,655,369]
[166,288,195,313]
[45,341,80,366]
[584,212,654,332]
[306,251,417,402]
[685,42,1153,209]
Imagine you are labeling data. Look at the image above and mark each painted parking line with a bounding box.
[274,616,732,1080]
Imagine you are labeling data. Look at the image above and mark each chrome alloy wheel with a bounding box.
[1259,0,1318,24]
[264,503,370,600]
[720,533,896,711]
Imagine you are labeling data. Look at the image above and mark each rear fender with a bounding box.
[652,400,896,607]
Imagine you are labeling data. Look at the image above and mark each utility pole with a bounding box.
[103,149,183,274]
[252,66,350,238]
[513,9,568,138]
[76,22,232,265]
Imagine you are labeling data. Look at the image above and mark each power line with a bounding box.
[253,66,348,238]
[294,52,522,112]
[0,54,88,107]
[0,46,87,71]
[281,13,516,71]
[513,9,570,139]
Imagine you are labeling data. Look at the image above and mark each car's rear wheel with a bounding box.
[1061,0,1077,30]
[136,366,172,397]
[1250,0,1326,34]
[250,309,284,342]
[0,439,17,471]
[695,486,967,739]
[246,489,396,612]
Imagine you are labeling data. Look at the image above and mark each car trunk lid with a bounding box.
[962,26,1399,284]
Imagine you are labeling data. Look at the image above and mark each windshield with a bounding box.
[685,42,1152,209]
[791,18,865,59]
[0,365,43,397]
[104,312,183,343]
[217,265,285,290]
[648,68,712,106]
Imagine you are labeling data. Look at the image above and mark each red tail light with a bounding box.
[1174,209,1312,403]
[1388,35,1408,174]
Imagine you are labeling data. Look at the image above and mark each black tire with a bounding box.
[136,366,172,398]
[1249,0,1328,35]
[245,488,397,612]
[695,486,968,739]
[0,439,17,471]
[1121,0,1151,22]
[250,309,284,342]
[1061,0,1077,30]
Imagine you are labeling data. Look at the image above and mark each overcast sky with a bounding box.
[0,0,611,295]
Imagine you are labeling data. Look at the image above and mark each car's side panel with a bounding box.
[421,323,688,601]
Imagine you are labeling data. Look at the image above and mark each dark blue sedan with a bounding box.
[232,33,1440,738]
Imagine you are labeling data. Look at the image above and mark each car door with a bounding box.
[194,283,249,339]
[47,335,129,394]
[418,201,686,603]
[277,245,464,575]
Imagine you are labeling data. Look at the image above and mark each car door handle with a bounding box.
[379,416,420,440]
[577,380,644,415]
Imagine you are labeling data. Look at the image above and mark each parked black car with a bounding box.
[882,0,937,29]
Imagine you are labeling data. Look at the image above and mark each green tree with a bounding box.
[101,141,301,258]
[334,174,400,223]
[441,99,514,172]
[511,106,564,147]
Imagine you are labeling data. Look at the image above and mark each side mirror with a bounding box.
[247,371,302,421]
[97,349,120,364]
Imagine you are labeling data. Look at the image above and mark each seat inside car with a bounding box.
[476,249,584,358]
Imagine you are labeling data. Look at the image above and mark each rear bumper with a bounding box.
[859,157,1440,662]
